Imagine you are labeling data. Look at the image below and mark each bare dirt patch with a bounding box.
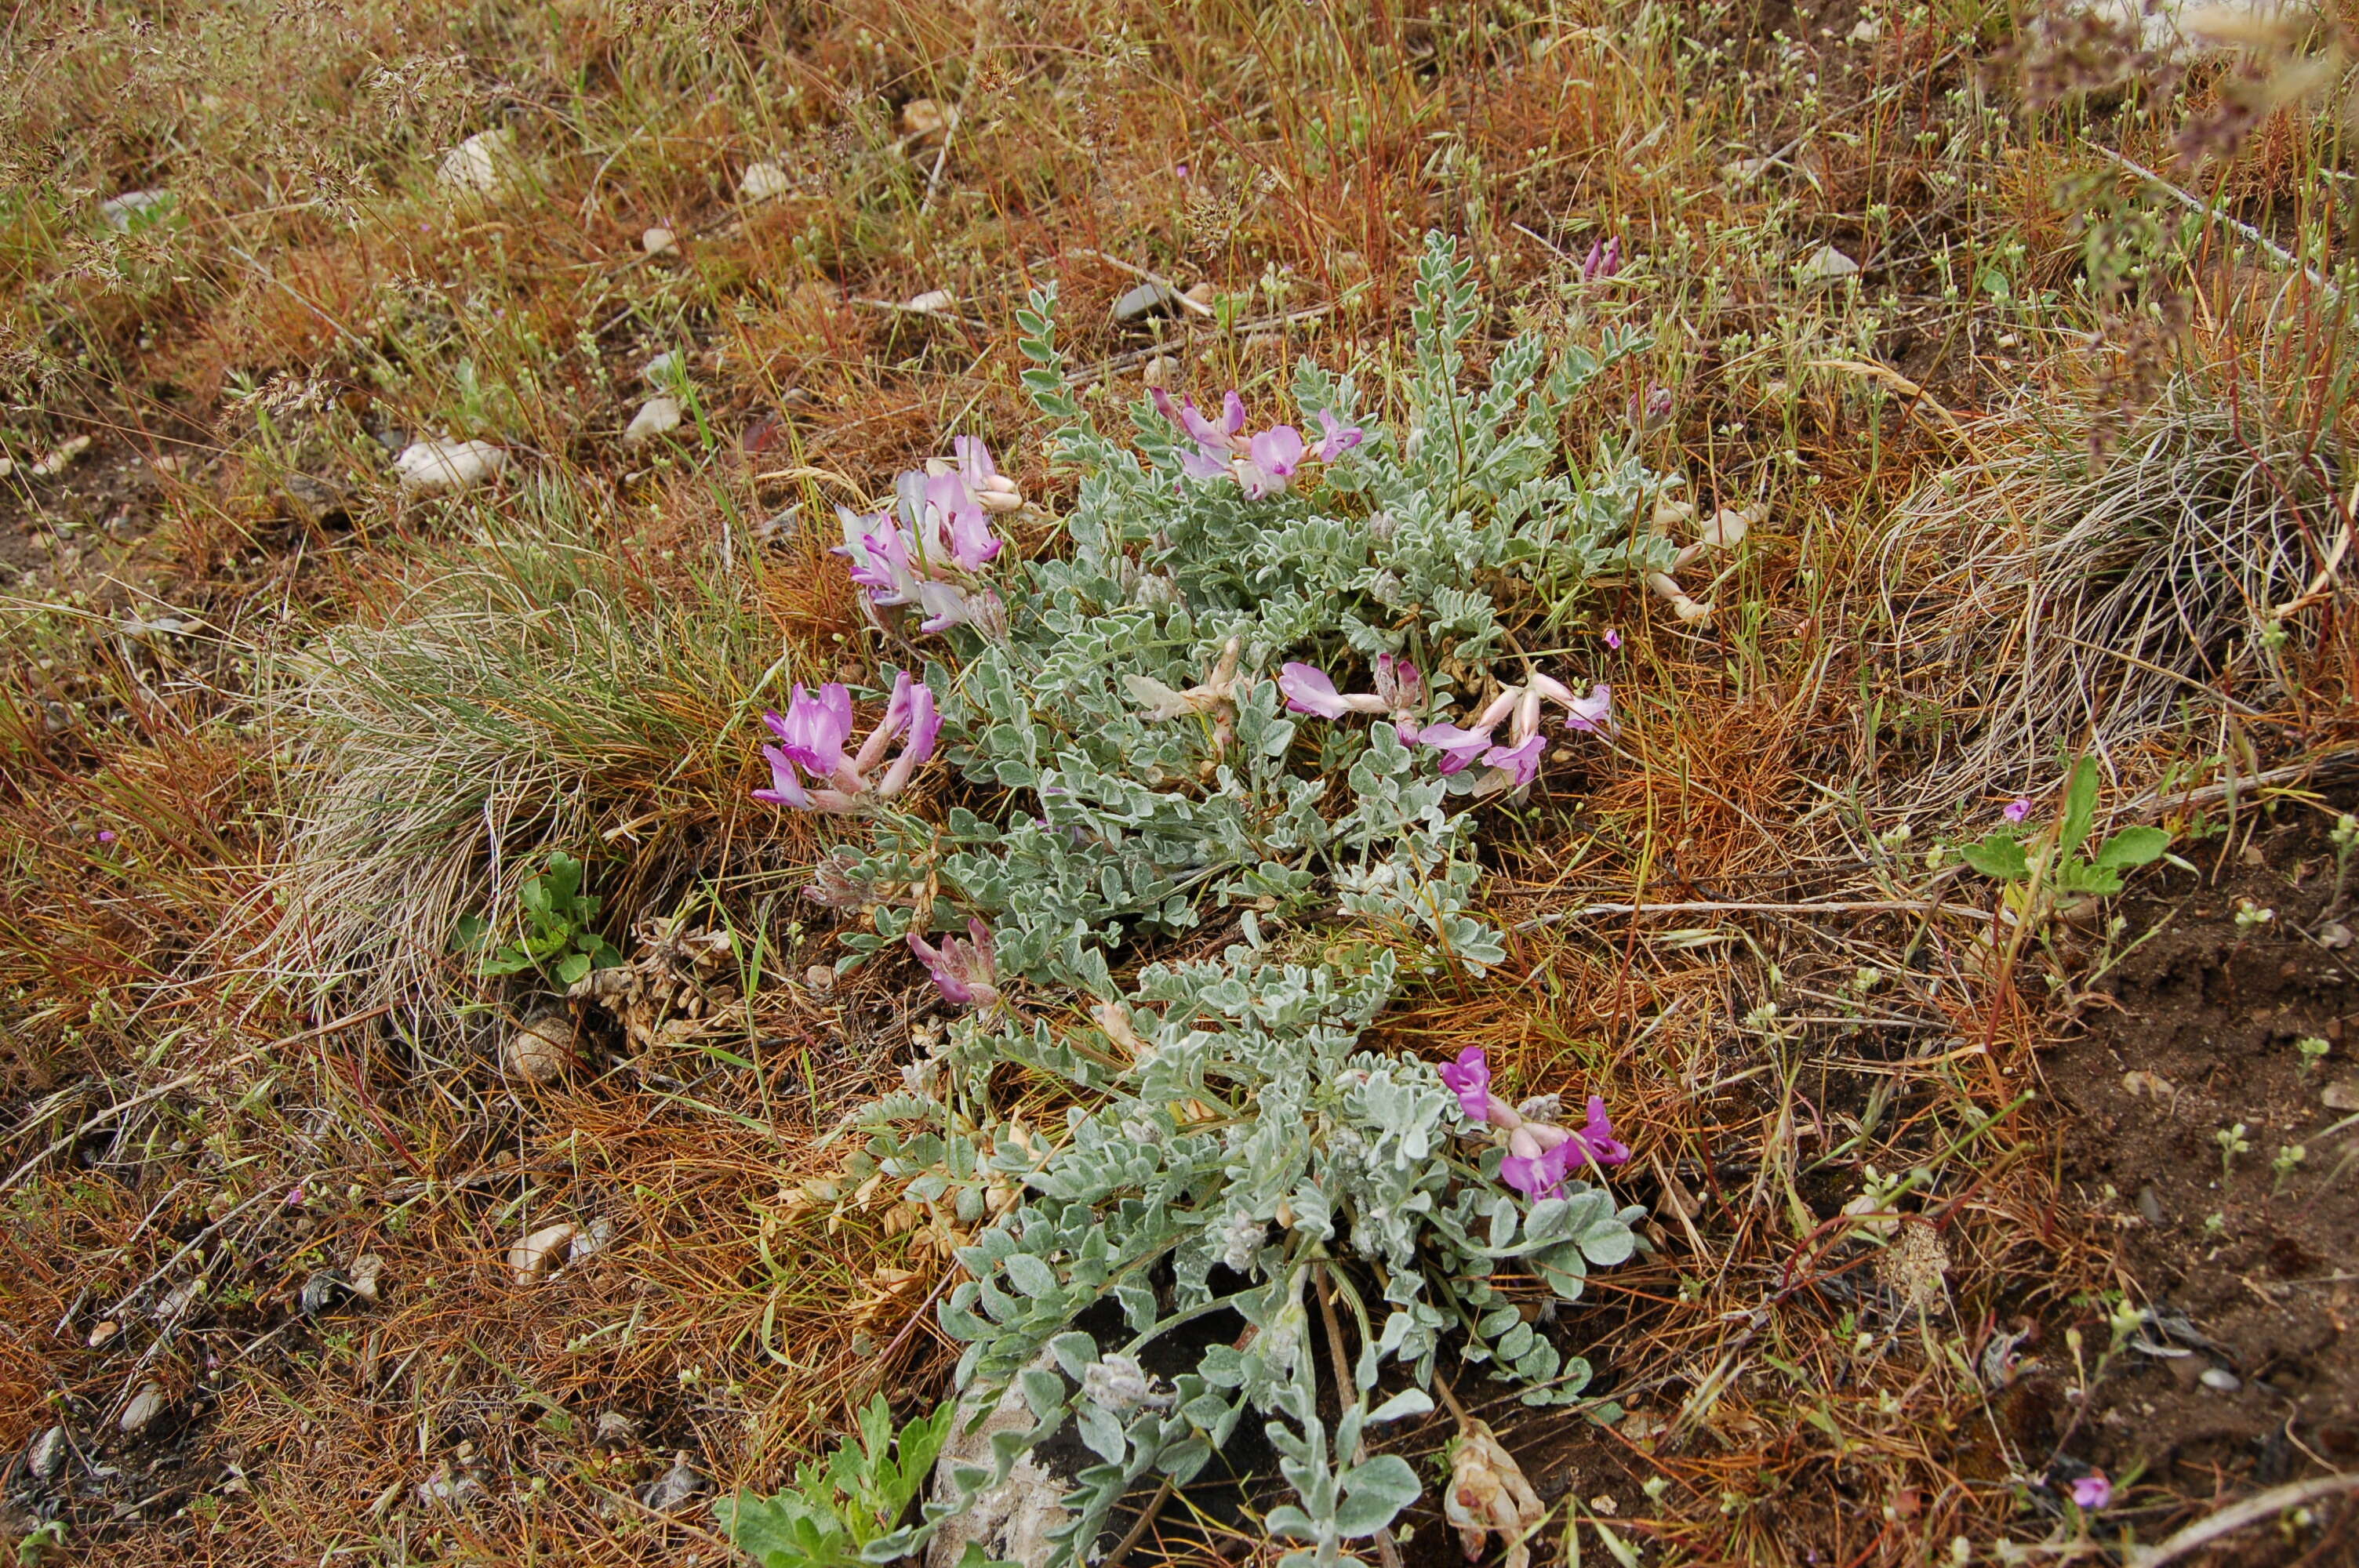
[2052,797,2359,1555]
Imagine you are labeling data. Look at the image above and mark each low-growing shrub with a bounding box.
[732,235,1683,1566]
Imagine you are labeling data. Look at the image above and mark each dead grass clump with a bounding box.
[1874,352,2348,811]
[256,479,805,1013]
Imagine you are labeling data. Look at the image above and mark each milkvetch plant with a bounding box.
[734,235,1670,1568]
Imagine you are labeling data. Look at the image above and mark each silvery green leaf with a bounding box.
[1366,1388,1433,1424]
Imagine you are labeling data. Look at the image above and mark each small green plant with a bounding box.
[2273,1144,2307,1192]
[2216,1123,2251,1176]
[2296,1036,2331,1076]
[1957,757,2172,904]
[2328,815,2359,916]
[14,1521,66,1566]
[718,1396,973,1568]
[451,852,621,985]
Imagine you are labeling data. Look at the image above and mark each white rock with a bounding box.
[737,162,792,203]
[624,396,683,446]
[120,1384,169,1436]
[926,1356,1070,1568]
[438,129,518,200]
[1798,244,1860,284]
[905,289,956,314]
[394,438,507,494]
[99,189,173,231]
[509,1222,578,1284]
[642,226,678,256]
[30,434,93,477]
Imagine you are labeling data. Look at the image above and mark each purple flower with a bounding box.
[1438,1046,1498,1123]
[952,435,1023,514]
[1604,628,1622,650]
[755,674,943,812]
[1238,424,1303,499]
[1481,731,1546,788]
[1563,683,1613,735]
[1416,721,1496,775]
[754,743,812,809]
[1531,673,1616,735]
[908,918,1000,1009]
[1278,662,1350,718]
[1500,1127,1576,1200]
[769,684,855,780]
[1314,410,1364,461]
[96,829,117,844]
[2070,1472,2110,1511]
[1568,1096,1631,1167]
[2003,798,2033,825]
[1580,236,1624,282]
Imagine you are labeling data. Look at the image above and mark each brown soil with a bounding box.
[2052,797,2359,1560]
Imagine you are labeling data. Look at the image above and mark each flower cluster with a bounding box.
[907,917,1000,1010]
[1150,388,1361,499]
[834,436,1016,635]
[1643,500,1753,623]
[1438,1046,1628,1200]
[1281,656,1612,793]
[756,670,940,813]
[1579,235,1624,283]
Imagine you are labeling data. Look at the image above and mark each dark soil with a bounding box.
[2052,798,2359,1560]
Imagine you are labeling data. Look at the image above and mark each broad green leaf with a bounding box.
[2061,757,2099,857]
[1959,833,2028,882]
[2093,825,2170,871]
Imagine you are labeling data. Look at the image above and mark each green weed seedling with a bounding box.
[718,1396,1005,1568]
[452,851,622,985]
[1958,757,2172,912]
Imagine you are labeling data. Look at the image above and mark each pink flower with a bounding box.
[1438,1046,1501,1123]
[1481,732,1546,788]
[1580,236,1624,282]
[768,684,854,780]
[97,829,118,844]
[2070,1472,2110,1511]
[1372,653,1421,712]
[2004,798,2033,825]
[1604,628,1622,650]
[1416,721,1496,774]
[1238,425,1303,499]
[908,918,1000,1009]
[1313,410,1364,461]
[1278,662,1388,719]
[755,673,942,813]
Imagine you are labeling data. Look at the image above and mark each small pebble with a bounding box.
[638,1453,709,1512]
[642,225,678,256]
[26,1426,68,1482]
[624,396,683,447]
[737,162,792,203]
[300,1269,353,1317]
[504,1014,575,1084]
[1798,243,1860,283]
[2323,1080,2359,1111]
[349,1253,386,1305]
[899,97,951,144]
[1143,355,1179,389]
[2135,1185,2165,1225]
[437,129,516,201]
[904,289,956,314]
[594,1410,637,1448]
[120,1383,169,1436]
[510,1221,579,1284]
[87,1319,120,1348]
[394,437,507,495]
[2200,1367,2241,1392]
[99,189,173,231]
[1111,281,1180,323]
